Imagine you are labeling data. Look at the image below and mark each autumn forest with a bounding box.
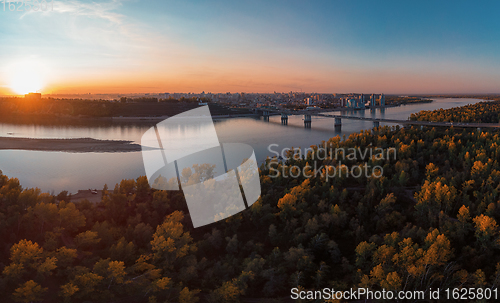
[2,102,500,302]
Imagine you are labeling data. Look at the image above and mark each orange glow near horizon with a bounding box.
[1,68,492,96]
[1,52,498,96]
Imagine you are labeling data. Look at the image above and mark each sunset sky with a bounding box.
[1,0,500,95]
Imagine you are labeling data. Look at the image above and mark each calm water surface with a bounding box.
[0,98,484,193]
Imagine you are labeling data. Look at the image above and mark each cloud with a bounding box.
[19,0,133,46]
[18,0,159,61]
[19,0,124,24]
[52,0,124,24]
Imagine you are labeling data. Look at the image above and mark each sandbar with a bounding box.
[0,137,142,152]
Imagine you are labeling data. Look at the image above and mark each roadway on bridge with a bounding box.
[315,113,500,129]
[261,108,500,129]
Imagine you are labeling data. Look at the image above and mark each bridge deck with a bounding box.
[316,113,500,128]
[259,109,500,129]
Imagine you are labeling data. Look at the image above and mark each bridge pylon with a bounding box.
[263,110,269,122]
[304,114,312,128]
[281,113,288,125]
[334,117,342,130]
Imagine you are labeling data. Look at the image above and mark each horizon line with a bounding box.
[3,92,500,98]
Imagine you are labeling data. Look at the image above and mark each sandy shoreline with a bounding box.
[0,137,143,152]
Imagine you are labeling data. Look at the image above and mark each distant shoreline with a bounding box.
[0,137,143,152]
[110,113,260,122]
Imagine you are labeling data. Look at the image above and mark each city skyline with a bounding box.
[2,0,500,95]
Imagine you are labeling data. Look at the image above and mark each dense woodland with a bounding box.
[384,96,433,106]
[2,103,500,302]
[411,101,500,123]
[0,97,208,119]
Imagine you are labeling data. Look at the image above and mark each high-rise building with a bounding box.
[380,94,385,106]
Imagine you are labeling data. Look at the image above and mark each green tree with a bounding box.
[58,202,86,234]
[75,230,100,250]
[179,287,200,303]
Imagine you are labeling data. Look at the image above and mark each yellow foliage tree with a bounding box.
[13,280,47,303]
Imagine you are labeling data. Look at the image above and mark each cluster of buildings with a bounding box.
[31,91,387,111]
[156,91,386,110]
[343,93,385,109]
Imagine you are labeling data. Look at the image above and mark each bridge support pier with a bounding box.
[281,113,288,125]
[334,117,342,130]
[304,114,311,128]
[263,111,269,122]
[373,121,379,128]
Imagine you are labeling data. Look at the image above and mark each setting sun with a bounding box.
[8,61,46,95]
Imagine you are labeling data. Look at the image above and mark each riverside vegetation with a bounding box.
[410,100,500,123]
[1,102,500,302]
[0,97,232,121]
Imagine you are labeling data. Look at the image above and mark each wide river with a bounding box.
[0,98,484,193]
